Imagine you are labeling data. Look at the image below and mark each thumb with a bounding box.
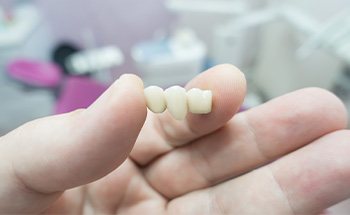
[0,74,147,212]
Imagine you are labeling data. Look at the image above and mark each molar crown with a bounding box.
[144,85,213,120]
[187,88,213,114]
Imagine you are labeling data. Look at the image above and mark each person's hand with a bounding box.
[0,64,349,214]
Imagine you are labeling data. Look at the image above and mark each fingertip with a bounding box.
[119,73,145,89]
[187,64,246,88]
[301,87,348,128]
[114,73,147,119]
[185,64,247,133]
[261,87,348,133]
[89,73,147,119]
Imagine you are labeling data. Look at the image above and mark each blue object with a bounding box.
[136,39,172,61]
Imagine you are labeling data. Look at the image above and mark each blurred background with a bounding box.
[0,0,350,212]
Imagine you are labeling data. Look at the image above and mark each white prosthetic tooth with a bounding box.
[144,86,166,113]
[187,88,213,114]
[164,86,188,120]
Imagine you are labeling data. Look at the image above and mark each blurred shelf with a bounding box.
[165,0,247,15]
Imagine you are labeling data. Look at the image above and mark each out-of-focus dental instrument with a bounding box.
[165,0,247,15]
[213,8,277,67]
[66,46,124,76]
[0,1,14,25]
[132,28,207,87]
[291,8,350,64]
[0,3,40,48]
[7,59,63,88]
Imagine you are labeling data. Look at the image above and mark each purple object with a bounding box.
[55,77,107,114]
[7,59,63,88]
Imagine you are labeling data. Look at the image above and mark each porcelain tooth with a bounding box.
[144,86,167,113]
[187,88,213,114]
[164,86,188,120]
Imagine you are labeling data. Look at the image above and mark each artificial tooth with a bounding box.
[187,88,213,114]
[164,86,188,120]
[144,86,166,113]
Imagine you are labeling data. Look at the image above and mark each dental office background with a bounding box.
[1,0,350,211]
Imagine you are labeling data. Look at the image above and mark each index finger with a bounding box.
[131,64,247,165]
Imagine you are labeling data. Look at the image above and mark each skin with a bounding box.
[0,64,349,214]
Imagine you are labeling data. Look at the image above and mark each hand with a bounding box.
[0,64,349,214]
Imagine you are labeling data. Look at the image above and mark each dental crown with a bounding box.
[144,86,213,120]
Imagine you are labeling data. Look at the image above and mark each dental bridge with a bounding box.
[144,86,212,120]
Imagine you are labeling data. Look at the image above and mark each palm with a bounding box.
[46,110,263,214]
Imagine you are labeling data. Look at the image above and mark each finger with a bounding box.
[145,88,348,198]
[0,74,147,213]
[269,130,350,214]
[131,64,247,165]
[167,130,350,215]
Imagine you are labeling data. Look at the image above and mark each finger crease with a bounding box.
[155,116,176,150]
[241,114,271,161]
[189,143,215,187]
[266,166,297,215]
[156,116,198,148]
[209,188,227,215]
[11,159,54,196]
